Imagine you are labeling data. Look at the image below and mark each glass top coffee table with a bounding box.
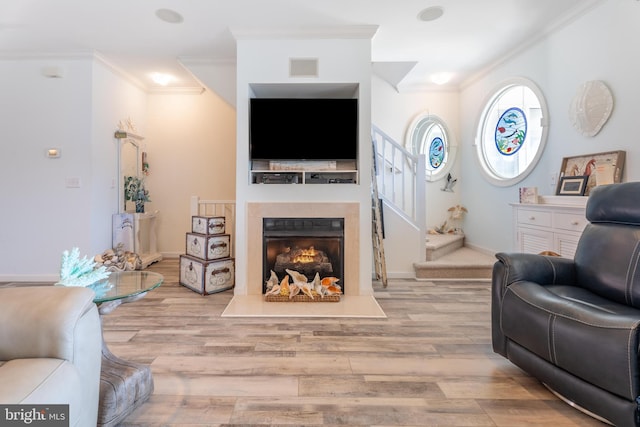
[91,270,163,314]
[91,270,163,426]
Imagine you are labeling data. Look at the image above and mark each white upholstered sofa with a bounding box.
[0,286,102,426]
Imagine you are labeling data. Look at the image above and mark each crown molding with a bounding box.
[0,50,94,60]
[460,0,607,90]
[178,56,237,66]
[231,25,378,41]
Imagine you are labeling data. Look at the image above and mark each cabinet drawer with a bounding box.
[517,209,552,227]
[553,212,588,232]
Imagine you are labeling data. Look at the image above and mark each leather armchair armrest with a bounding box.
[0,286,98,362]
[494,252,576,287]
[491,252,576,356]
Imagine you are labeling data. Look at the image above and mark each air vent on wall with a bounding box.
[289,58,319,78]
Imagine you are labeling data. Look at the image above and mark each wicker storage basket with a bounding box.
[265,294,340,303]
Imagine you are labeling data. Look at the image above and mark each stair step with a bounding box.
[414,247,495,280]
[425,233,464,261]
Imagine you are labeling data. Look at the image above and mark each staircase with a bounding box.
[371,125,494,280]
[413,233,494,280]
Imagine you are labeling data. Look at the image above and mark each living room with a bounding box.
[1,1,639,424]
[1,1,638,282]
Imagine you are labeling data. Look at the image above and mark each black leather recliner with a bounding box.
[492,181,640,427]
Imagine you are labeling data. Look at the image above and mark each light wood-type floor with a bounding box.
[101,259,605,426]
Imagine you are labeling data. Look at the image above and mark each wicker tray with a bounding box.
[265,294,340,303]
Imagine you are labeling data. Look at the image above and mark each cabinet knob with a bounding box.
[571,220,579,225]
[529,216,535,221]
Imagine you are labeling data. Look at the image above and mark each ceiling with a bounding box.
[0,0,604,93]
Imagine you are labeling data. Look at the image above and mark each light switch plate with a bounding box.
[66,177,81,188]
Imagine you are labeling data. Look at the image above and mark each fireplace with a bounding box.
[262,218,344,294]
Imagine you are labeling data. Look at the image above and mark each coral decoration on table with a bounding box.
[56,247,111,287]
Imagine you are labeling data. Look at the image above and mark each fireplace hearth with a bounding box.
[263,218,344,294]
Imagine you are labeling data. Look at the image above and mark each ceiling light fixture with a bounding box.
[150,73,175,86]
[430,72,453,85]
[418,6,444,22]
[155,8,184,24]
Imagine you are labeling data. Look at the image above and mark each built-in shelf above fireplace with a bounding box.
[250,160,358,184]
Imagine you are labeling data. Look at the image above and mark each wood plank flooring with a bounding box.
[101,259,605,426]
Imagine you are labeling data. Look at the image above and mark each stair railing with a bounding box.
[371,125,426,251]
[190,197,236,258]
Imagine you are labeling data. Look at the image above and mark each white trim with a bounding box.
[405,112,457,182]
[231,25,379,40]
[0,274,58,282]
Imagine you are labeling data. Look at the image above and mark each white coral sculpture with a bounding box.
[56,247,111,287]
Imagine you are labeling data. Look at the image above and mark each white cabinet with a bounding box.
[113,212,163,268]
[512,196,588,258]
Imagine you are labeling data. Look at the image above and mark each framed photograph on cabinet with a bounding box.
[557,176,588,196]
[557,150,625,195]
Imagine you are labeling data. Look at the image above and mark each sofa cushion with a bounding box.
[500,281,640,401]
[0,358,83,424]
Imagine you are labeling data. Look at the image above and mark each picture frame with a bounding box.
[557,176,588,196]
[557,150,625,196]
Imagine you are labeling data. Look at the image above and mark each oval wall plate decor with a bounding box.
[569,80,613,137]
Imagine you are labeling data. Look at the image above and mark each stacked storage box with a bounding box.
[179,216,235,295]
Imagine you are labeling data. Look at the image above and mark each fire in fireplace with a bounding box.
[262,218,344,294]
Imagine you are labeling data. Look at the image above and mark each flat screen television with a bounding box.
[250,98,358,161]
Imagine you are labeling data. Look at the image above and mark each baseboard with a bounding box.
[159,252,181,259]
[0,274,58,282]
[386,271,417,279]
[464,242,496,258]
[371,271,416,280]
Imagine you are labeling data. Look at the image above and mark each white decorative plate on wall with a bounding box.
[569,80,613,137]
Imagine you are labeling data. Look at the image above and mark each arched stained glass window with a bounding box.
[406,114,456,182]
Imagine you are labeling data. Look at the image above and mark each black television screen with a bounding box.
[250,98,358,161]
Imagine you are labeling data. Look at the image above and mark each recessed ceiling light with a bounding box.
[150,73,175,86]
[430,72,452,85]
[418,6,444,22]
[155,8,184,24]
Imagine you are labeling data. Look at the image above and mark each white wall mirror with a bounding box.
[115,131,143,213]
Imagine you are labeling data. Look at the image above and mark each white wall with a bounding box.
[0,56,147,280]
[145,90,236,255]
[91,59,148,255]
[459,0,640,254]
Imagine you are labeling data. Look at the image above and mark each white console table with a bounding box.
[511,196,588,259]
[112,211,163,268]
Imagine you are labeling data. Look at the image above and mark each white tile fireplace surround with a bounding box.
[222,202,386,318]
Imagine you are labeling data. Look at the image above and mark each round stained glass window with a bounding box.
[475,78,549,187]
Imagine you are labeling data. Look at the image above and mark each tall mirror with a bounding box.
[115,131,143,213]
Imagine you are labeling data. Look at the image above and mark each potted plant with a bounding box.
[124,176,151,213]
